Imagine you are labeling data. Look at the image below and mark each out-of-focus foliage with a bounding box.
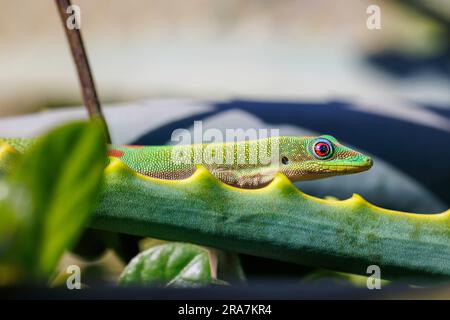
[301,269,390,288]
[0,122,106,285]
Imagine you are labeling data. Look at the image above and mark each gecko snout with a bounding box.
[363,156,373,168]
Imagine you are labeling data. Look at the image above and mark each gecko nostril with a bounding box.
[365,157,373,167]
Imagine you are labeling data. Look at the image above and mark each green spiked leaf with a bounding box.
[95,159,450,282]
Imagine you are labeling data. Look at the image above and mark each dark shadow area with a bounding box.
[366,49,450,79]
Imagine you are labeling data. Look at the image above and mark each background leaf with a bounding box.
[2,121,106,282]
[0,143,20,177]
[119,242,213,287]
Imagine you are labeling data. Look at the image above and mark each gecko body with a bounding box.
[107,135,372,188]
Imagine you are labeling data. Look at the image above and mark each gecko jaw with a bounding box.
[319,157,373,174]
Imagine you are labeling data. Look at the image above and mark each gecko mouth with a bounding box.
[321,165,370,173]
[321,158,373,173]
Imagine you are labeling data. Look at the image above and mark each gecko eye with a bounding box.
[281,156,289,165]
[312,139,334,159]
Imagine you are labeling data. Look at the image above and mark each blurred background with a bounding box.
[0,0,449,298]
[0,0,448,115]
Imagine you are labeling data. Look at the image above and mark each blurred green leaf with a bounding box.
[214,250,246,284]
[119,242,214,288]
[0,121,106,282]
[301,269,390,287]
[0,181,18,262]
[0,143,20,177]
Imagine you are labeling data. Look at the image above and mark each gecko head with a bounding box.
[279,135,373,181]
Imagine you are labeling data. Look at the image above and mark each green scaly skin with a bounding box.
[1,135,449,280]
[107,135,373,188]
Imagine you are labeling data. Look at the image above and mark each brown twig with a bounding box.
[55,0,111,143]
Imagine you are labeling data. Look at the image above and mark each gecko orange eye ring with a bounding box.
[312,138,334,159]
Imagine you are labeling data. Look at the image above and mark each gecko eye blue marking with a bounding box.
[312,138,334,159]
